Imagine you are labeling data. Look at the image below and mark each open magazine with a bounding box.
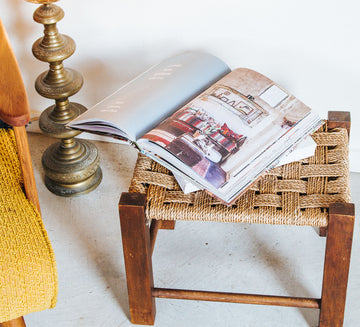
[68,52,323,204]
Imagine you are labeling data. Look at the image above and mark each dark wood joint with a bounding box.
[318,227,327,237]
[119,192,146,207]
[327,111,351,137]
[329,202,355,217]
[159,220,176,230]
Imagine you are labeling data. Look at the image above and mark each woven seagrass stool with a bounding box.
[0,19,58,327]
[119,111,354,326]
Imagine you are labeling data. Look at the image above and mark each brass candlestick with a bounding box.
[25,0,102,196]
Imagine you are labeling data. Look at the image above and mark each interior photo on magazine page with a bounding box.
[138,68,322,203]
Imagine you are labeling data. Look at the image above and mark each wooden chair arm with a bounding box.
[0,19,39,212]
[13,126,41,213]
[0,18,30,127]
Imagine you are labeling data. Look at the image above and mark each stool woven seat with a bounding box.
[129,124,350,227]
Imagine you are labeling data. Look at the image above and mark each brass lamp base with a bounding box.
[26,1,103,197]
[39,101,102,196]
[44,168,102,197]
[42,138,102,197]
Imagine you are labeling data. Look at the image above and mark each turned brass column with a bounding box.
[26,0,102,196]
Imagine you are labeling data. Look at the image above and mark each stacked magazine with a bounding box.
[68,52,323,204]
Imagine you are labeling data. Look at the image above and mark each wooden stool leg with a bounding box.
[319,203,355,327]
[0,317,26,327]
[159,220,176,230]
[119,192,156,325]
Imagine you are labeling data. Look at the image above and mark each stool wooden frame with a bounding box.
[119,111,354,326]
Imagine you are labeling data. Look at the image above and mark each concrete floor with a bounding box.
[25,133,360,327]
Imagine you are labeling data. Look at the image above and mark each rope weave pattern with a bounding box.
[0,129,58,323]
[129,124,350,227]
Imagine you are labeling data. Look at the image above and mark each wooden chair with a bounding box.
[119,111,354,326]
[0,19,57,327]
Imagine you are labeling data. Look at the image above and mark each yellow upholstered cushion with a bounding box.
[0,128,58,322]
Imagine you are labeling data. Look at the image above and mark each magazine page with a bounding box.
[173,135,317,194]
[67,51,230,141]
[138,68,322,203]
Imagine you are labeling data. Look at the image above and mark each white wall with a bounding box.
[2,0,360,171]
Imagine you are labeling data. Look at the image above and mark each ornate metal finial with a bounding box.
[27,1,102,196]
